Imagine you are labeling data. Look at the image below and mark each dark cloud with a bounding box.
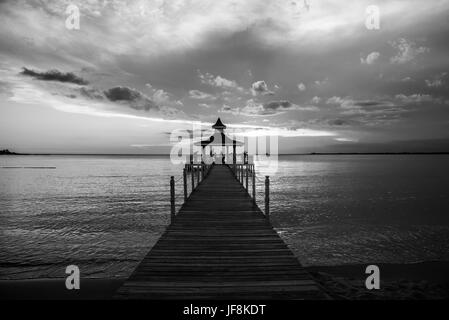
[264,100,293,111]
[327,119,351,126]
[20,67,88,85]
[354,101,387,107]
[104,86,159,111]
[104,86,142,101]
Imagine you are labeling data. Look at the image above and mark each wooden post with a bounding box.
[196,166,200,185]
[201,165,204,181]
[265,176,270,217]
[252,171,256,203]
[191,167,195,191]
[170,176,175,219]
[183,168,187,202]
[245,165,248,190]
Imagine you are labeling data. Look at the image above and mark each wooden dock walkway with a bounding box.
[115,165,327,299]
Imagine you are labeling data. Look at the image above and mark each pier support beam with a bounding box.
[183,169,187,202]
[252,171,256,203]
[245,165,249,190]
[196,166,200,185]
[170,176,175,220]
[265,176,270,218]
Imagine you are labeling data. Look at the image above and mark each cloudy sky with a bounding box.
[1,0,449,154]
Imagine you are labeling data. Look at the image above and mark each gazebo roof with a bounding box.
[194,118,243,147]
[212,117,226,129]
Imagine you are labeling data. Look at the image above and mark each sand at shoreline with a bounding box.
[0,278,124,300]
[306,261,449,300]
[1,261,448,300]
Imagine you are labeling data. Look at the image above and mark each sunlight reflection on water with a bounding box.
[1,154,449,279]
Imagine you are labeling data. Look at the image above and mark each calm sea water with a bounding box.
[1,155,449,280]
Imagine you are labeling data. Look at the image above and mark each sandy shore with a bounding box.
[1,261,448,300]
[0,278,124,300]
[306,261,449,299]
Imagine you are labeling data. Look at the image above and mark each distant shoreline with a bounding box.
[2,152,449,156]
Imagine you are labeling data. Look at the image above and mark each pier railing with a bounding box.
[169,163,270,222]
[169,164,212,220]
[229,164,270,218]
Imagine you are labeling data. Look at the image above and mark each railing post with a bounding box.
[170,176,175,220]
[252,171,256,203]
[265,176,270,218]
[245,165,248,190]
[183,168,187,202]
[191,167,195,191]
[196,166,200,185]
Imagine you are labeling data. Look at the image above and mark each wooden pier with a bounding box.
[115,165,327,299]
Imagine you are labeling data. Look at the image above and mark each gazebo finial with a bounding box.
[212,118,226,130]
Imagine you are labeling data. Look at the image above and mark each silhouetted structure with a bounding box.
[195,118,245,164]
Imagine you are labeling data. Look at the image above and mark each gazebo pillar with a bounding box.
[194,118,243,166]
[201,146,205,164]
[233,140,236,164]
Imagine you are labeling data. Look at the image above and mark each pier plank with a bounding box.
[114,165,327,299]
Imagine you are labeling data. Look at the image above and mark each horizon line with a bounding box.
[2,152,449,156]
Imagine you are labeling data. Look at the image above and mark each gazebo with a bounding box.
[194,118,244,164]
